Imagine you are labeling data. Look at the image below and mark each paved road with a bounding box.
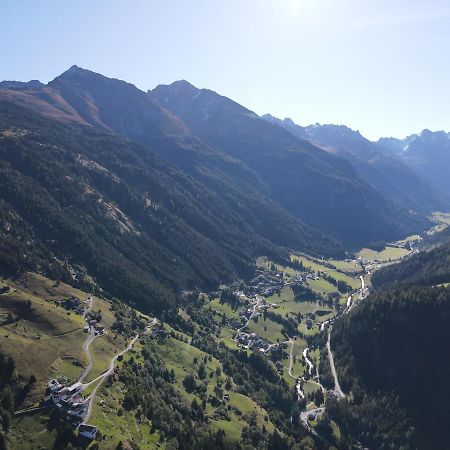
[236,295,262,333]
[300,407,325,435]
[83,333,139,423]
[78,332,96,383]
[326,326,345,398]
[83,318,157,424]
[77,296,97,384]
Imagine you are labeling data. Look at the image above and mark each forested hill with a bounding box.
[0,100,341,314]
[330,233,450,449]
[151,79,429,248]
[371,229,450,287]
[262,115,449,214]
[330,285,450,450]
[0,66,430,250]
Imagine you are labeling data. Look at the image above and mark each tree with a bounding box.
[183,374,196,393]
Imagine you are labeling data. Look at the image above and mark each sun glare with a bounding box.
[288,0,302,16]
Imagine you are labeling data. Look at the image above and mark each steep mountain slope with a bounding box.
[371,227,450,288]
[330,284,450,450]
[263,115,447,213]
[1,67,429,250]
[0,70,340,262]
[379,130,450,196]
[328,228,450,448]
[151,80,428,248]
[0,100,342,314]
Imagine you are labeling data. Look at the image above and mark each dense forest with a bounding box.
[1,66,431,252]
[372,230,450,287]
[0,100,343,314]
[330,285,450,449]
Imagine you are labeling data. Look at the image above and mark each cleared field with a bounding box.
[211,418,242,442]
[298,322,319,336]
[267,285,294,304]
[394,234,422,245]
[273,300,318,317]
[291,255,360,289]
[247,317,285,343]
[283,339,307,383]
[432,211,450,225]
[327,259,361,272]
[83,332,128,383]
[308,278,337,296]
[303,381,321,395]
[205,298,240,319]
[357,246,409,262]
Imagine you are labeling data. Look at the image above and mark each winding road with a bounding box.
[77,296,97,384]
[83,333,139,423]
[236,295,263,333]
[82,318,157,424]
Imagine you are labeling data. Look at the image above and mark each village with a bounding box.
[31,253,369,444]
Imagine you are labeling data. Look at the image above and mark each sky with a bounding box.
[2,0,450,140]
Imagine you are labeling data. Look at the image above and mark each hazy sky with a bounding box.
[2,0,450,139]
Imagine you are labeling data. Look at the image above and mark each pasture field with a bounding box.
[357,246,409,262]
[205,297,241,319]
[272,299,318,317]
[291,255,360,289]
[247,316,285,343]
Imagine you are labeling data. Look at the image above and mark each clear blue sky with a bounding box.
[2,0,450,139]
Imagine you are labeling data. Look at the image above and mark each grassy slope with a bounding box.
[356,246,408,262]
[0,272,146,449]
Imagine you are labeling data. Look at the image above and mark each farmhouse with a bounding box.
[78,424,98,440]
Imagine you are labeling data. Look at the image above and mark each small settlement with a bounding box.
[40,295,103,441]
[43,379,98,439]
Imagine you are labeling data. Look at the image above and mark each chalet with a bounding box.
[94,324,105,335]
[47,379,63,393]
[151,328,168,339]
[67,382,82,394]
[78,424,98,440]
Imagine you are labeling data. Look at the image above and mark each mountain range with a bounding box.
[379,129,450,196]
[263,115,450,213]
[0,66,447,312]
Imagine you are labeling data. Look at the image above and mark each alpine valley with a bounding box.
[0,66,449,450]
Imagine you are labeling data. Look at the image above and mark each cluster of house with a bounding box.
[246,270,285,297]
[238,300,267,322]
[43,379,98,440]
[235,331,271,353]
[83,310,105,336]
[150,326,168,339]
